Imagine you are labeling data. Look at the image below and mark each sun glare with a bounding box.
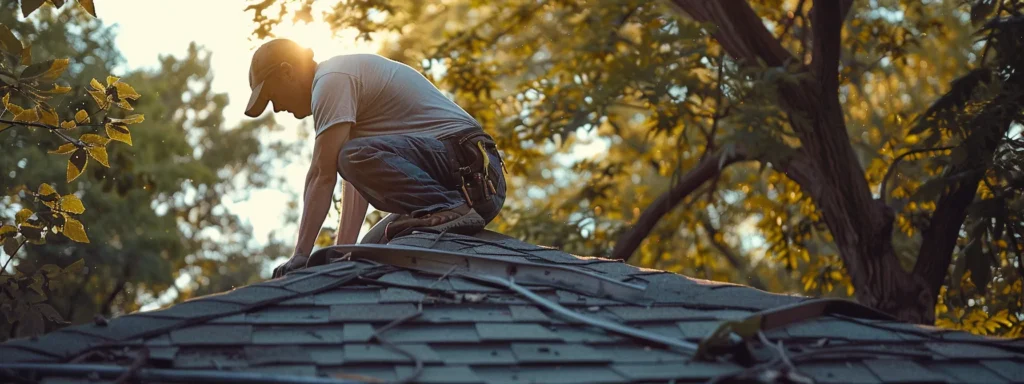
[259,11,381,59]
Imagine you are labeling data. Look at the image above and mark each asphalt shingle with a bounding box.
[476,323,560,341]
[981,360,1024,382]
[430,344,518,364]
[509,342,611,363]
[473,365,625,384]
[610,362,742,381]
[342,343,442,364]
[3,230,1022,384]
[245,306,330,324]
[251,325,344,344]
[168,325,253,346]
[329,303,418,321]
[926,361,1010,384]
[798,362,883,384]
[863,359,951,383]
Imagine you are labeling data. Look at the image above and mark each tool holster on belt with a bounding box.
[441,128,502,208]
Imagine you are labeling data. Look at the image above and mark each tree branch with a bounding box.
[611,148,747,261]
[667,0,793,66]
[699,215,768,290]
[914,134,1013,296]
[0,118,84,146]
[0,239,24,275]
[810,0,849,95]
[879,146,955,203]
[667,0,939,323]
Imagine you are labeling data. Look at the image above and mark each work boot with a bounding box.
[385,204,485,241]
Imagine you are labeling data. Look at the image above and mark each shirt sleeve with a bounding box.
[311,72,360,138]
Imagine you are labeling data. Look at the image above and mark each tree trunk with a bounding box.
[666,0,940,323]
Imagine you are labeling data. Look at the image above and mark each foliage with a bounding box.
[0,0,143,338]
[1,1,298,340]
[247,0,1024,334]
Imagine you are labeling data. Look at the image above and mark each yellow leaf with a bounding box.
[59,195,85,214]
[38,106,59,127]
[86,146,109,167]
[37,183,56,197]
[41,58,69,81]
[0,225,16,238]
[20,45,30,65]
[78,0,96,16]
[2,93,23,115]
[60,120,76,129]
[115,98,134,111]
[80,133,109,147]
[987,309,1014,328]
[45,84,72,94]
[15,209,32,225]
[115,114,144,124]
[48,143,77,155]
[87,89,109,109]
[935,317,957,330]
[13,108,38,123]
[105,123,132,145]
[62,217,89,243]
[113,81,141,100]
[66,148,87,182]
[75,110,90,123]
[89,78,104,91]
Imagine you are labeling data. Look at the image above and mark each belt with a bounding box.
[439,128,502,207]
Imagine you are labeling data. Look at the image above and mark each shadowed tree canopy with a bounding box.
[248,0,1024,333]
[0,3,295,339]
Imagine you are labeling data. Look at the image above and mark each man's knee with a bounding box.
[336,137,375,177]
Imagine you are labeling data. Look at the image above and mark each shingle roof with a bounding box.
[2,231,1023,383]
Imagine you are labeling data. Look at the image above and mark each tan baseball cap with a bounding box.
[244,39,308,117]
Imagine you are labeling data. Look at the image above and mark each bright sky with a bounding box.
[101,0,382,241]
[92,0,387,305]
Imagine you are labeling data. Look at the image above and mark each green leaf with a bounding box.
[19,224,43,241]
[0,24,21,54]
[21,58,69,81]
[33,303,64,323]
[27,277,43,296]
[39,264,61,278]
[3,237,19,256]
[63,259,84,275]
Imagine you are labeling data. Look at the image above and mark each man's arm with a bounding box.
[292,122,353,258]
[335,180,369,245]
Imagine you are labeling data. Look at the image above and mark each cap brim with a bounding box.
[244,81,269,118]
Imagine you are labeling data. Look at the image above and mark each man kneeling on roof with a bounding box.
[243,39,507,278]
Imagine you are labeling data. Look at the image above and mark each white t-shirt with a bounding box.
[310,54,480,140]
